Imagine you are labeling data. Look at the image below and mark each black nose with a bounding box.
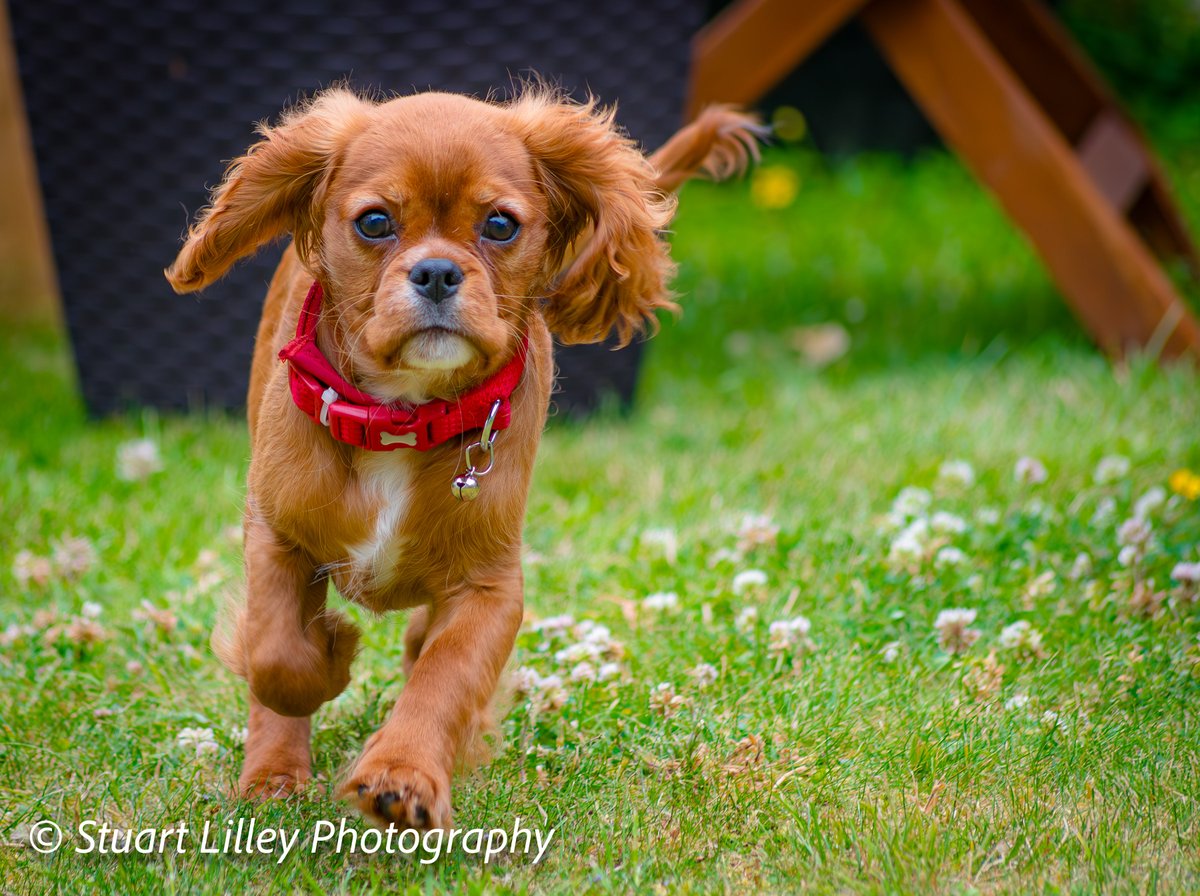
[409,258,463,304]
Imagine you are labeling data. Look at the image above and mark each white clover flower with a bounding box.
[930,511,968,535]
[51,535,96,581]
[732,569,768,595]
[998,622,1029,649]
[880,641,901,663]
[767,616,814,655]
[687,663,719,688]
[1014,457,1048,485]
[64,617,108,645]
[569,662,597,683]
[1003,694,1030,712]
[935,546,968,567]
[560,620,624,660]
[531,674,567,713]
[0,623,34,648]
[649,682,688,717]
[597,662,622,682]
[1094,455,1130,484]
[736,513,779,552]
[1091,497,1117,526]
[555,641,604,665]
[1170,562,1200,602]
[708,547,741,567]
[117,438,164,482]
[572,620,612,644]
[1133,486,1167,520]
[229,726,248,744]
[12,550,53,588]
[642,591,679,612]
[530,614,575,635]
[938,460,975,488]
[975,507,1001,526]
[1171,561,1200,584]
[1068,552,1093,581]
[176,727,219,758]
[998,620,1046,659]
[934,608,980,654]
[1117,545,1140,567]
[1117,517,1152,547]
[892,487,932,520]
[640,527,678,564]
[1023,570,1057,601]
[510,666,542,695]
[512,668,568,712]
[133,600,177,633]
[734,607,759,631]
[81,601,103,619]
[889,518,930,561]
[1040,710,1060,728]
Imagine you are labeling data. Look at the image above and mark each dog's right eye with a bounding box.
[354,211,394,240]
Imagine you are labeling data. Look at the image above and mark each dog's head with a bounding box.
[166,87,677,401]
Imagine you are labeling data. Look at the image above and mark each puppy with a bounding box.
[166,84,761,830]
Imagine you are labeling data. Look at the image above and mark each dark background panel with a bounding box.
[10,0,701,415]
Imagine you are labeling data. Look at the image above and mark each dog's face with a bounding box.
[166,88,679,401]
[318,94,551,401]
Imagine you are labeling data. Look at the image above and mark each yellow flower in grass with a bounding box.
[750,165,799,209]
[1170,469,1200,500]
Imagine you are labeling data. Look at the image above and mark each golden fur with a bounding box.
[166,85,761,829]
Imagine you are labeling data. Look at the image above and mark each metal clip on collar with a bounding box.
[451,399,502,501]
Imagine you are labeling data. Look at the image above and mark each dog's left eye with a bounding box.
[481,212,519,243]
[354,210,395,240]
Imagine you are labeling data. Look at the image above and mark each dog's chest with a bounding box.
[342,452,415,594]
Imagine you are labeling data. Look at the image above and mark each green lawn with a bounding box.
[2,124,1200,893]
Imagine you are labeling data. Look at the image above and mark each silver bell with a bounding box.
[452,473,480,501]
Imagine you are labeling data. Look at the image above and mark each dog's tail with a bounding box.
[649,106,769,194]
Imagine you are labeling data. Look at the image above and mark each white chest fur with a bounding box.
[345,451,414,592]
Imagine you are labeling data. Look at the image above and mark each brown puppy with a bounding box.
[166,85,761,830]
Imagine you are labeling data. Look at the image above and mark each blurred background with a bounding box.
[2,0,1199,415]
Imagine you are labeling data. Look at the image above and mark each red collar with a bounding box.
[278,282,527,452]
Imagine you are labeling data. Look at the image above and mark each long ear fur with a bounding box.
[508,88,678,346]
[165,88,371,294]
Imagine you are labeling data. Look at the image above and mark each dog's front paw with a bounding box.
[340,752,451,830]
[238,768,310,801]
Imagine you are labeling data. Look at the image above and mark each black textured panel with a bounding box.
[10,0,700,416]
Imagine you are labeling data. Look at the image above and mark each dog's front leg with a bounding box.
[233,514,360,796]
[238,695,312,798]
[341,568,523,830]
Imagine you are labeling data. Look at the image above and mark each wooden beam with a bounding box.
[0,0,60,324]
[958,0,1106,144]
[861,0,1200,360]
[687,0,867,118]
[959,0,1199,274]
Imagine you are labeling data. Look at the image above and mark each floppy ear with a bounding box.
[508,90,678,346]
[165,88,371,294]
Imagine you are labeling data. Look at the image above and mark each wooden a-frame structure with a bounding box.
[689,0,1200,361]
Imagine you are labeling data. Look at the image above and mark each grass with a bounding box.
[2,116,1200,893]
